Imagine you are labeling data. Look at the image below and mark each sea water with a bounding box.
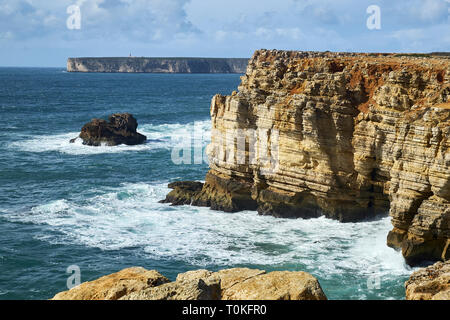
[0,68,416,299]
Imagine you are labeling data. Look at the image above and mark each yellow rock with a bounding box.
[52,267,327,300]
[51,267,169,300]
[164,49,450,265]
[220,270,327,300]
[405,260,450,300]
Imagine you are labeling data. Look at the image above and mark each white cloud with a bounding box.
[254,27,303,40]
[0,0,198,42]
[0,31,14,39]
[412,0,448,21]
[0,3,15,15]
[390,28,426,43]
[388,25,449,51]
[0,0,448,66]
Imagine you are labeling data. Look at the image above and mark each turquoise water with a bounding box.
[0,68,416,300]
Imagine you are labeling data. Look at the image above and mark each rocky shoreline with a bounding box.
[162,49,450,267]
[54,50,450,300]
[51,261,450,300]
[405,260,450,300]
[52,267,327,300]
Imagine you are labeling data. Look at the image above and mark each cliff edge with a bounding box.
[405,260,450,300]
[67,57,249,73]
[163,49,450,266]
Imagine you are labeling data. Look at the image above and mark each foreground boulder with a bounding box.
[52,267,169,300]
[121,271,221,300]
[405,260,450,300]
[51,267,327,300]
[74,113,146,146]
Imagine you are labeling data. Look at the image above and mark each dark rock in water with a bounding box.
[159,181,204,205]
[160,174,258,212]
[78,113,147,146]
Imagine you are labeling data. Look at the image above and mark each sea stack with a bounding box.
[162,49,450,266]
[75,113,147,146]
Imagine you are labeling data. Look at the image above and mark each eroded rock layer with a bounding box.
[405,260,450,300]
[52,267,326,300]
[164,50,450,265]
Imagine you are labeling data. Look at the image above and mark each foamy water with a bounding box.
[8,120,211,155]
[4,181,414,283]
[3,118,415,296]
[2,116,415,300]
[1,70,415,300]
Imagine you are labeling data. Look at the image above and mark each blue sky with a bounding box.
[0,0,449,66]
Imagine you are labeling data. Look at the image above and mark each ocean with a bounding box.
[0,68,416,300]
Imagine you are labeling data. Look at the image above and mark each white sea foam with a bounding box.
[8,120,211,155]
[5,182,415,281]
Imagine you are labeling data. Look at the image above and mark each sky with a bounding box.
[0,0,449,67]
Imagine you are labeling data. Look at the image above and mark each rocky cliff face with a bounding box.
[405,260,450,300]
[67,57,249,73]
[163,49,450,266]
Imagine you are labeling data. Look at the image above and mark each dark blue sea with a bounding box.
[0,68,416,300]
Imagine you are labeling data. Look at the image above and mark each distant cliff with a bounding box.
[67,57,249,73]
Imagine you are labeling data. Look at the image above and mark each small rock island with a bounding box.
[72,113,147,146]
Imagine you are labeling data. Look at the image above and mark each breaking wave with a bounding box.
[8,120,211,155]
[4,181,414,281]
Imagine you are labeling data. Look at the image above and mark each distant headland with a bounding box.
[66,57,249,73]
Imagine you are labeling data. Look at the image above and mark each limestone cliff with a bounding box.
[67,57,249,73]
[163,49,450,266]
[405,260,450,300]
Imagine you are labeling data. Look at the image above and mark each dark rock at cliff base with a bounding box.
[159,181,204,206]
[78,113,147,146]
[163,49,450,266]
[160,174,258,212]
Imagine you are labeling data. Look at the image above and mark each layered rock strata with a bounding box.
[405,260,450,300]
[67,57,249,73]
[52,267,169,300]
[163,50,450,265]
[52,267,327,300]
